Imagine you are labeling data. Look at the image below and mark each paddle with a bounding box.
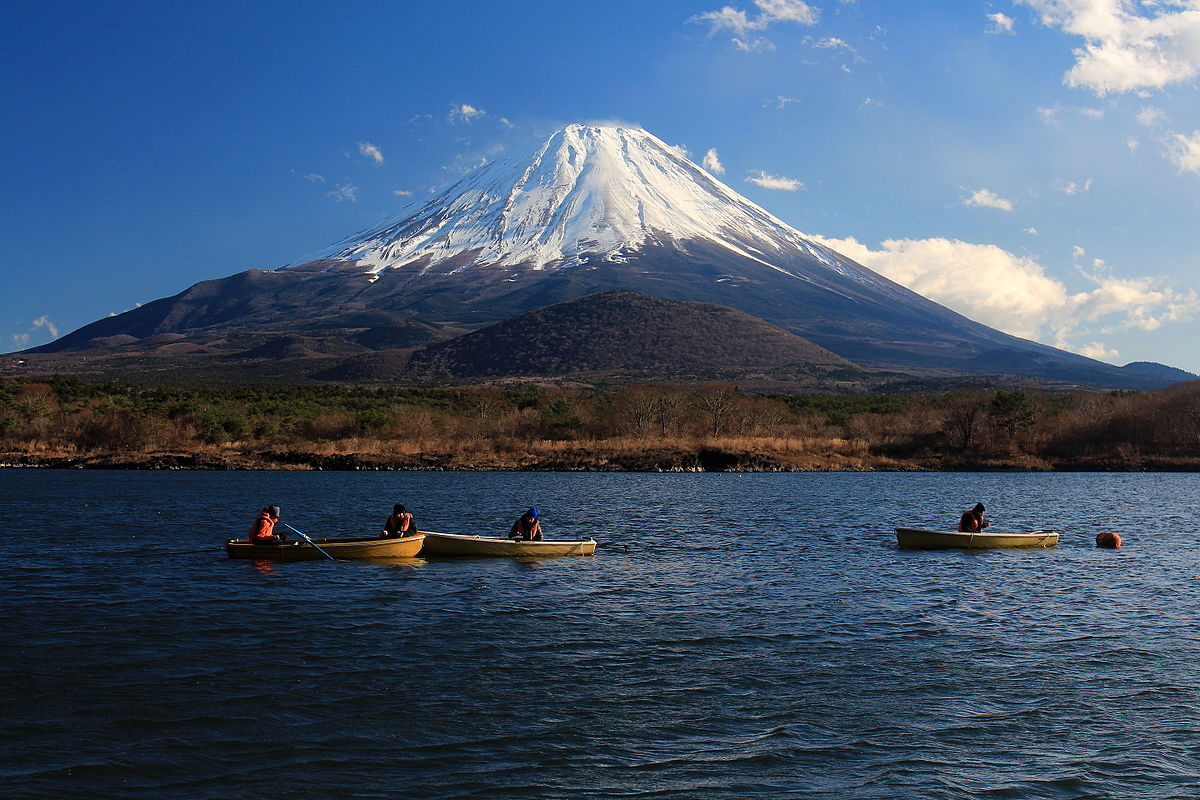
[283,522,336,561]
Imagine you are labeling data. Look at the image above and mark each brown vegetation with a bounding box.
[1,377,1199,471]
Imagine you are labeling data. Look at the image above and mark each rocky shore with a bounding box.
[3,445,1199,472]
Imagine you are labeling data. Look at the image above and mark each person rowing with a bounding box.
[509,507,543,541]
[383,504,418,538]
[957,502,989,533]
[249,505,285,545]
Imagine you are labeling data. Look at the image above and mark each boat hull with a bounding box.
[895,527,1059,549]
[225,534,426,561]
[421,531,596,557]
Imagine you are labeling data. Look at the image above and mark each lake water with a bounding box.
[1,470,1198,799]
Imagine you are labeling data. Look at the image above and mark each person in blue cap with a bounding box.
[509,506,543,541]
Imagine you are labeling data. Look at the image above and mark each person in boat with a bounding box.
[957,503,989,533]
[383,504,418,538]
[509,507,543,541]
[249,505,284,545]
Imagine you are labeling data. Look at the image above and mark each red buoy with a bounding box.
[1096,531,1122,549]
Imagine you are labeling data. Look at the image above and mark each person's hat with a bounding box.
[268,505,281,518]
[529,506,538,519]
[973,503,985,513]
[394,504,406,514]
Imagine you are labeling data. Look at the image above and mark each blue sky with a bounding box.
[4,0,1199,372]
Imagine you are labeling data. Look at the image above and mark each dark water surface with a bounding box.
[2,470,1198,799]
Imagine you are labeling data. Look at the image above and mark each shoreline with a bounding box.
[3,447,1198,472]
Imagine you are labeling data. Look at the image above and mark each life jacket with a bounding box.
[249,511,276,542]
[386,512,414,535]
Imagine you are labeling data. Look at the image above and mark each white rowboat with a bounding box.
[895,527,1059,549]
[420,530,596,557]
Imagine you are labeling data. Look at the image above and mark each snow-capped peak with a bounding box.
[299,123,880,288]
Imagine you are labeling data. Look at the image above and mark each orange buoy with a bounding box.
[1096,531,1122,549]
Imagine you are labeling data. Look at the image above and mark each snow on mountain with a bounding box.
[300,123,886,291]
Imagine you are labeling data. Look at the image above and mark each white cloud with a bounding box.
[32,316,58,338]
[1079,341,1120,360]
[1018,0,1200,95]
[303,173,326,183]
[986,12,1016,34]
[1025,227,1040,235]
[449,104,486,124]
[1054,177,1094,194]
[1127,136,1141,150]
[692,0,820,51]
[809,234,1199,354]
[1037,105,1062,124]
[962,187,1015,211]
[1073,244,1087,258]
[1036,104,1106,124]
[812,36,853,50]
[327,184,358,203]
[393,189,413,196]
[757,0,820,24]
[358,142,384,165]
[1137,106,1167,126]
[703,148,726,174]
[1167,129,1200,172]
[11,316,59,348]
[746,170,804,190]
[765,95,801,109]
[735,35,776,51]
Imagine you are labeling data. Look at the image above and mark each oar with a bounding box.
[283,523,336,561]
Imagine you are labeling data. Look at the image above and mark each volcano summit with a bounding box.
[30,124,1189,388]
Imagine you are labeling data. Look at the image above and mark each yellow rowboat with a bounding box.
[895,527,1059,550]
[420,530,596,557]
[225,533,425,561]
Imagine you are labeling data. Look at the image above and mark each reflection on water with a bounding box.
[0,470,1198,799]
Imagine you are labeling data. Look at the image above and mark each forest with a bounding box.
[1,376,1198,471]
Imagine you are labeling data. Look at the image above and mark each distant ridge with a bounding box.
[1119,361,1198,383]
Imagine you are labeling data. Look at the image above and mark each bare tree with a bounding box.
[696,383,737,436]
[942,391,990,450]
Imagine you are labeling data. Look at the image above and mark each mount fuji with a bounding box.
[29,124,1189,388]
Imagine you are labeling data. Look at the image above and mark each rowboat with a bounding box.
[895,527,1059,549]
[420,530,597,557]
[225,533,426,561]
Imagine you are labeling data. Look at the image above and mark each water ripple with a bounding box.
[2,471,1200,798]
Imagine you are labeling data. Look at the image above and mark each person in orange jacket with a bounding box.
[957,503,989,533]
[249,505,283,545]
[383,504,418,538]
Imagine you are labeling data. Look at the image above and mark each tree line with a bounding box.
[1,376,1198,469]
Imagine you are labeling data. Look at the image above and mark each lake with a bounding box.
[1,470,1198,799]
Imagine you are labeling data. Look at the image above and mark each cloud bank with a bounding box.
[808,234,1199,361]
[1018,0,1200,95]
